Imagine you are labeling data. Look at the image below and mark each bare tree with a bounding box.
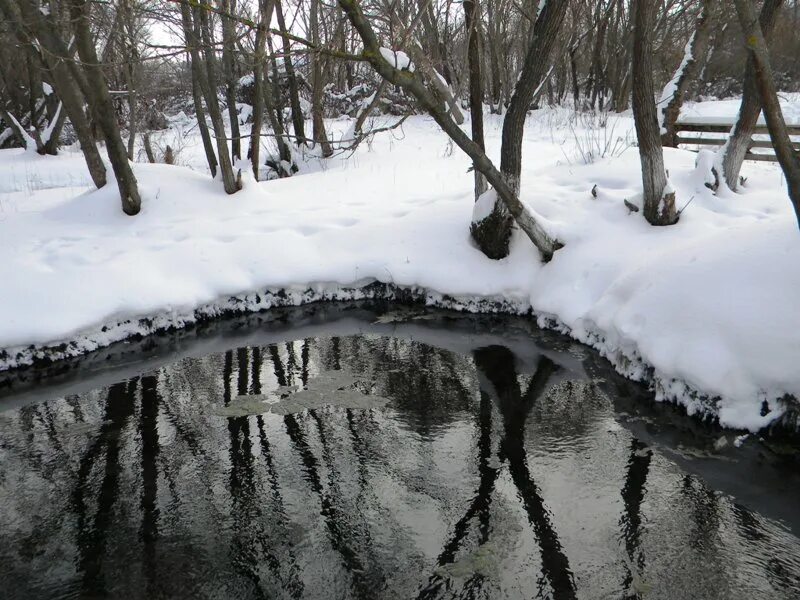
[660,0,715,147]
[69,0,142,215]
[248,0,273,180]
[0,0,107,188]
[472,0,569,259]
[337,0,562,261]
[631,0,677,226]
[221,0,242,162]
[275,0,306,144]
[464,0,487,201]
[179,0,240,193]
[310,0,333,157]
[733,0,800,228]
[717,0,783,191]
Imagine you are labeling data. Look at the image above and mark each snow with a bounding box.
[3,112,37,153]
[379,47,415,72]
[42,102,62,144]
[42,82,53,96]
[472,188,498,223]
[0,102,799,432]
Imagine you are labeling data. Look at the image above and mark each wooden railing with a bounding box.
[674,117,800,162]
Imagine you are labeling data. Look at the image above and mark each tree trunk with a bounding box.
[733,0,800,228]
[631,0,677,226]
[473,0,568,259]
[221,0,241,162]
[310,0,333,157]
[275,0,306,144]
[718,0,783,190]
[68,0,142,215]
[249,0,274,181]
[265,35,295,173]
[195,0,240,193]
[464,0,487,200]
[143,132,156,163]
[660,0,715,147]
[190,63,218,178]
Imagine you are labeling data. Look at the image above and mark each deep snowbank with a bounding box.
[1,108,798,431]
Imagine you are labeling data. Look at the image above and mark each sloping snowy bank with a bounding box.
[1,107,798,431]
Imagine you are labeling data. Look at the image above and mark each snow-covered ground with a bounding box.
[1,98,798,432]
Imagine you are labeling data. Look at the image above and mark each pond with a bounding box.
[0,304,798,599]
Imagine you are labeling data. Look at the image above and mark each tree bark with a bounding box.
[275,0,306,144]
[249,0,273,180]
[502,0,569,170]
[733,0,800,228]
[631,0,677,226]
[474,0,568,259]
[194,0,240,193]
[221,0,241,162]
[190,62,218,177]
[464,0,487,200]
[265,35,295,173]
[68,0,142,215]
[337,0,562,262]
[660,0,715,147]
[718,0,783,190]
[310,0,333,157]
[179,4,218,178]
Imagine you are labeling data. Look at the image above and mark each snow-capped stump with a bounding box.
[693,149,718,190]
[379,47,415,72]
[470,189,514,259]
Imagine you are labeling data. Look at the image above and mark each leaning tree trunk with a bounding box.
[718,0,783,190]
[310,0,333,157]
[733,0,800,228]
[631,0,677,226]
[660,0,715,147]
[472,0,568,260]
[464,0,487,201]
[337,0,562,262]
[190,67,218,178]
[68,0,141,215]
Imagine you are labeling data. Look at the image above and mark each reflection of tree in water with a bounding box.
[72,378,138,597]
[476,346,576,600]
[224,347,304,598]
[4,331,800,599]
[139,375,161,597]
[730,500,800,593]
[330,336,477,434]
[268,343,377,599]
[416,345,576,599]
[619,438,651,599]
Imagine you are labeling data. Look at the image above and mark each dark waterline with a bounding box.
[0,304,798,599]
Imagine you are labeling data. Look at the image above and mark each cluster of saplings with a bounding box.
[0,0,799,261]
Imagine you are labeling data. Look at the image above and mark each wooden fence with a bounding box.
[674,117,800,162]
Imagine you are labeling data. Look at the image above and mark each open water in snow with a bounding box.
[0,304,798,599]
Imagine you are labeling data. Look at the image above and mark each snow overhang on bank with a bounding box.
[1,109,798,433]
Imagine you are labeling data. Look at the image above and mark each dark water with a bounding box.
[1,305,799,600]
